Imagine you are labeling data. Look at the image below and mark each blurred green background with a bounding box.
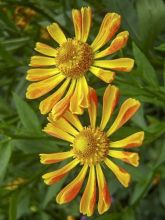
[0,0,165,219]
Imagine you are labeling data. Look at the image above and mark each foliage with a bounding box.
[0,0,165,219]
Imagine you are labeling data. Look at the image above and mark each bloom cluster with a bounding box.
[26,7,144,216]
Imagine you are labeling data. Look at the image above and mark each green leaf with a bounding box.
[13,93,41,133]
[155,43,165,52]
[133,42,158,87]
[122,208,135,220]
[0,140,12,181]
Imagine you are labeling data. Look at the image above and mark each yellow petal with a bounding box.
[39,78,70,114]
[81,7,92,42]
[26,68,60,81]
[26,74,65,99]
[94,31,129,59]
[100,85,120,130]
[104,158,131,187]
[39,151,73,164]
[91,13,121,52]
[80,165,96,216]
[80,76,89,108]
[109,150,140,167]
[29,56,56,67]
[70,79,84,115]
[63,111,83,131]
[51,79,76,120]
[47,23,67,45]
[89,66,115,83]
[43,123,74,143]
[35,42,57,57]
[88,87,98,128]
[107,98,141,136]
[96,164,111,214]
[56,164,88,204]
[110,132,144,148]
[72,9,82,40]
[48,116,79,137]
[42,159,79,185]
[93,58,134,72]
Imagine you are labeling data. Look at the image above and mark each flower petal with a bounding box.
[48,115,79,137]
[93,58,134,72]
[107,98,141,136]
[80,165,96,216]
[42,159,79,185]
[26,68,60,81]
[51,79,76,120]
[43,123,74,143]
[26,74,65,99]
[104,158,131,187]
[70,78,84,115]
[81,7,92,42]
[56,164,88,204]
[94,31,129,59]
[80,76,89,108]
[29,56,56,67]
[63,111,83,131]
[72,9,82,40]
[40,151,73,164]
[100,85,120,130]
[88,87,98,128]
[110,132,144,148]
[35,42,57,57]
[96,164,111,214]
[91,13,121,52]
[109,150,140,167]
[47,23,67,45]
[39,78,70,114]
[89,66,115,83]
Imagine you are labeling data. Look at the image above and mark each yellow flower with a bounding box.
[40,86,144,216]
[26,7,134,119]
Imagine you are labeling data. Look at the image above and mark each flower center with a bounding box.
[72,127,109,165]
[56,39,93,78]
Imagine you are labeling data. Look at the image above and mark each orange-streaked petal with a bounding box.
[100,85,120,130]
[72,9,82,40]
[91,13,121,52]
[88,87,98,128]
[70,78,84,115]
[109,150,140,167]
[26,68,60,81]
[96,164,111,214]
[93,58,134,72]
[42,159,79,185]
[47,23,67,45]
[80,76,89,108]
[48,116,79,137]
[63,111,83,131]
[39,78,70,114]
[29,56,56,67]
[89,66,115,83]
[43,123,74,143]
[80,165,96,216]
[51,79,76,120]
[56,164,88,204]
[110,132,144,149]
[104,158,131,187]
[94,31,129,59]
[35,42,57,57]
[26,74,65,99]
[40,151,73,164]
[81,7,92,42]
[107,98,141,136]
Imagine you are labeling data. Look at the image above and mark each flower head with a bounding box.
[26,7,134,119]
[40,86,144,216]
